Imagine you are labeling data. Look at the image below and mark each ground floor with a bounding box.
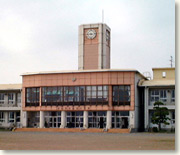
[145,109,175,131]
[0,111,21,128]
[22,111,132,130]
[0,131,175,150]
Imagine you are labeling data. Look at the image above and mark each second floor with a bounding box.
[0,92,21,107]
[148,87,175,106]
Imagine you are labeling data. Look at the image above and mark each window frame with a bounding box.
[0,93,5,104]
[112,85,131,106]
[25,87,40,107]
[0,112,5,122]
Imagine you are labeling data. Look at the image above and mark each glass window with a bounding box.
[66,111,83,128]
[8,112,15,123]
[16,112,21,122]
[26,88,40,106]
[8,93,14,104]
[40,85,108,106]
[98,86,102,91]
[74,87,80,102]
[150,89,167,103]
[0,93,5,104]
[0,112,5,122]
[88,111,106,128]
[79,86,85,102]
[0,93,5,100]
[113,85,131,105]
[171,89,175,102]
[112,111,129,128]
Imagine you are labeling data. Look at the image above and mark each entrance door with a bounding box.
[121,117,129,128]
[75,116,83,128]
[49,116,59,128]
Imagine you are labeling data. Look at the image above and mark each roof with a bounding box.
[21,69,143,76]
[0,84,22,90]
[152,67,175,70]
[139,79,175,87]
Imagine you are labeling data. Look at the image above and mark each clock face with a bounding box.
[86,29,96,39]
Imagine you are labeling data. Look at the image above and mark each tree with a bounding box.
[151,101,170,131]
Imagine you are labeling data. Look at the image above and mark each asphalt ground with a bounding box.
[0,131,175,150]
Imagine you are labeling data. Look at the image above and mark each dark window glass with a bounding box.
[26,87,40,106]
[113,85,131,106]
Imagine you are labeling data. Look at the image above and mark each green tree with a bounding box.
[151,101,170,131]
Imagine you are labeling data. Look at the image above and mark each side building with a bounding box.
[139,68,175,131]
[0,84,22,129]
[21,69,145,132]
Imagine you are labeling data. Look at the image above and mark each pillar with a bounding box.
[4,112,8,126]
[40,111,44,128]
[129,111,135,129]
[60,111,67,128]
[83,111,88,129]
[144,87,149,130]
[4,94,8,106]
[106,111,112,129]
[21,111,27,127]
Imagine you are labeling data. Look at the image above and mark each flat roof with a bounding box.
[21,69,143,76]
[0,84,22,90]
[139,79,175,87]
[152,67,175,70]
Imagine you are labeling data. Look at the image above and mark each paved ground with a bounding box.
[0,131,175,150]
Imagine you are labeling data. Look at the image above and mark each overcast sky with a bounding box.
[0,0,175,84]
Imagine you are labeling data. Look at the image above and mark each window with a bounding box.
[8,112,15,123]
[88,111,106,128]
[66,111,83,128]
[79,86,85,102]
[150,89,167,103]
[162,72,166,78]
[26,87,40,106]
[0,93,5,104]
[16,112,20,122]
[0,112,5,122]
[160,90,167,102]
[44,111,61,128]
[64,87,74,102]
[171,89,175,102]
[172,111,175,124]
[30,85,108,107]
[42,87,63,106]
[8,93,14,104]
[112,111,129,128]
[86,86,108,105]
[113,85,131,106]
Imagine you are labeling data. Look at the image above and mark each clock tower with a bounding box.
[78,23,111,70]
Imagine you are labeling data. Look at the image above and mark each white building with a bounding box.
[0,84,22,129]
[139,68,175,131]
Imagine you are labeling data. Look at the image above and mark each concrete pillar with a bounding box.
[60,111,67,128]
[40,111,45,128]
[106,111,112,129]
[13,93,16,105]
[129,111,135,129]
[21,111,27,127]
[4,94,8,106]
[4,112,8,124]
[144,87,149,130]
[14,112,17,124]
[83,111,88,129]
